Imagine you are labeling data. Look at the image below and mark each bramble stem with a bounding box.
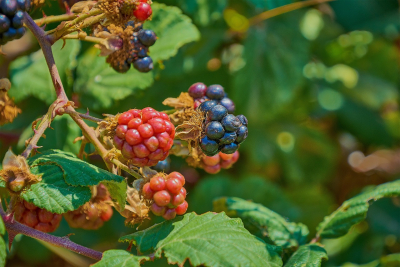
[33,14,77,26]
[63,109,103,123]
[0,208,102,261]
[62,34,108,46]
[21,115,49,158]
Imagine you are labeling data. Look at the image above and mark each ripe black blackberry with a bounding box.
[108,21,157,73]
[0,0,30,45]
[189,83,236,113]
[199,104,248,156]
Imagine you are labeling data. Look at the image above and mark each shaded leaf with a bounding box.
[74,48,154,111]
[9,41,80,104]
[317,179,400,239]
[176,0,227,26]
[213,197,309,249]
[119,212,282,267]
[284,244,328,267]
[91,250,148,267]
[0,237,5,267]
[245,0,293,10]
[21,164,92,213]
[145,3,201,62]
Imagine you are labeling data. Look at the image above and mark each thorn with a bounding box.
[63,233,75,240]
[127,241,133,251]
[7,230,17,250]
[32,145,43,149]
[33,129,38,134]
[61,39,66,49]
[64,1,72,14]
[86,108,90,115]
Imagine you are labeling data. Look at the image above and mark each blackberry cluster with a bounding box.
[113,107,175,167]
[142,172,188,220]
[14,201,62,233]
[199,103,248,156]
[0,0,30,45]
[64,184,113,230]
[110,22,157,73]
[188,83,236,113]
[202,151,239,174]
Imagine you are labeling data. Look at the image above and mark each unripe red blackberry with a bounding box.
[14,201,61,233]
[201,151,240,174]
[64,184,113,230]
[113,108,175,167]
[133,2,152,21]
[142,172,189,220]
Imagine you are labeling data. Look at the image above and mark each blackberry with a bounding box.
[133,56,153,72]
[236,115,248,126]
[219,97,235,114]
[0,0,29,45]
[206,85,225,100]
[205,121,225,140]
[138,29,157,47]
[221,114,241,132]
[112,60,131,73]
[188,82,207,99]
[199,105,248,156]
[137,47,148,58]
[198,100,218,113]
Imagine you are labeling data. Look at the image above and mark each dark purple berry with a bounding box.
[125,21,136,28]
[138,47,148,58]
[219,97,235,114]
[221,142,238,154]
[200,136,219,155]
[206,84,225,100]
[138,29,157,47]
[236,115,248,126]
[219,132,237,145]
[1,0,17,16]
[207,105,227,121]
[205,121,225,140]
[0,15,10,34]
[221,114,241,132]
[16,0,30,11]
[188,83,207,99]
[133,56,153,72]
[112,61,131,73]
[15,26,25,39]
[236,126,248,144]
[198,100,218,113]
[12,10,23,28]
[2,27,17,42]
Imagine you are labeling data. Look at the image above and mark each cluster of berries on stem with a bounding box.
[189,83,236,113]
[113,107,175,167]
[142,172,188,220]
[0,0,30,45]
[64,184,113,230]
[14,200,62,233]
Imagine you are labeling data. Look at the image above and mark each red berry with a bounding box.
[128,118,142,129]
[122,142,135,158]
[148,148,164,160]
[24,201,37,210]
[151,203,166,216]
[129,109,141,117]
[142,111,159,122]
[153,190,171,207]
[163,208,176,220]
[38,209,54,223]
[148,118,166,133]
[168,172,185,186]
[142,107,155,113]
[231,151,240,163]
[138,124,154,138]
[203,164,221,174]
[166,178,182,194]
[144,136,159,152]
[125,129,143,146]
[100,205,113,222]
[116,125,128,138]
[188,83,207,98]
[171,193,185,207]
[133,2,152,21]
[202,154,220,166]
[24,210,39,227]
[150,176,166,191]
[156,132,170,148]
[142,182,154,199]
[133,144,150,158]
[219,152,233,161]
[220,160,233,169]
[180,187,187,197]
[113,136,124,150]
[118,112,133,125]
[159,112,170,121]
[176,201,188,215]
[131,157,149,167]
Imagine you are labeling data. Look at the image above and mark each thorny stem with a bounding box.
[0,207,102,261]
[111,159,142,179]
[33,14,77,26]
[21,115,49,158]
[63,109,103,123]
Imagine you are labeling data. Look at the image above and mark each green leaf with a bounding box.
[284,244,328,267]
[213,197,309,249]
[74,47,154,110]
[91,250,148,267]
[28,149,127,209]
[316,179,400,239]
[119,212,282,267]
[21,164,92,213]
[145,3,201,62]
[245,0,293,10]
[232,12,310,123]
[0,214,4,235]
[9,40,80,104]
[0,237,5,267]
[176,0,227,26]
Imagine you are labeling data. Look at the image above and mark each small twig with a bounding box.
[62,34,108,46]
[111,159,142,179]
[249,0,335,25]
[63,109,103,123]
[33,14,77,26]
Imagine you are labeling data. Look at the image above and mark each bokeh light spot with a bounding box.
[276,132,295,152]
[300,9,324,40]
[318,88,343,111]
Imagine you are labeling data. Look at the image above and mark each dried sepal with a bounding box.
[119,180,150,226]
[163,92,194,110]
[175,109,205,142]
[0,149,42,194]
[70,1,97,13]
[0,79,21,126]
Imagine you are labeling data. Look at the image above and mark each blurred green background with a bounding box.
[1,0,400,266]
